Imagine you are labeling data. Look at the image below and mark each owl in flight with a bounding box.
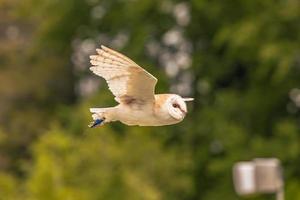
[88,45,193,128]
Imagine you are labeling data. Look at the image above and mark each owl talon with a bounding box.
[88,118,105,128]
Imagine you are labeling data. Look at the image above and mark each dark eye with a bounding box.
[172,103,179,108]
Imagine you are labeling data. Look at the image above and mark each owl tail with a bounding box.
[89,107,114,128]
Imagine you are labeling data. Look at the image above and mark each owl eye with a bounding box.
[172,103,179,108]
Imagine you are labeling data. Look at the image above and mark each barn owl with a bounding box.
[88,45,193,128]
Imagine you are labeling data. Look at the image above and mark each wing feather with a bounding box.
[90,45,157,104]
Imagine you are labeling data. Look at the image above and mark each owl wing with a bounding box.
[90,45,158,104]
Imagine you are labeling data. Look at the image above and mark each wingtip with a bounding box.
[89,55,97,59]
[90,59,98,65]
[101,45,110,51]
[96,48,102,54]
[89,66,96,71]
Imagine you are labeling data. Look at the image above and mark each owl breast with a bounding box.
[115,100,181,126]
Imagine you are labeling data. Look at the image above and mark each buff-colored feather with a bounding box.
[90,45,157,103]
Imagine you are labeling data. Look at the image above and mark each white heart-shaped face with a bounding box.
[167,95,188,120]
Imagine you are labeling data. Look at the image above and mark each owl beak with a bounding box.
[183,98,194,102]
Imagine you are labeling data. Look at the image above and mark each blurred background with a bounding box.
[0,0,300,199]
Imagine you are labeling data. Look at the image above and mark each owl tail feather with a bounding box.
[90,108,111,113]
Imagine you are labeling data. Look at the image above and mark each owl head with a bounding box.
[167,95,194,120]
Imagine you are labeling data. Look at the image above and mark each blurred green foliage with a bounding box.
[0,0,300,199]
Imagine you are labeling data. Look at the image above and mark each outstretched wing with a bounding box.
[90,45,158,104]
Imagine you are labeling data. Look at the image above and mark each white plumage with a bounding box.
[89,45,193,127]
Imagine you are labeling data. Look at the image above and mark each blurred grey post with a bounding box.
[232,158,284,200]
